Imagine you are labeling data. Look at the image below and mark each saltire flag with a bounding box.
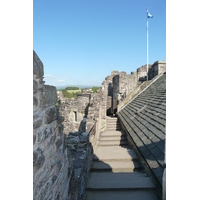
[147,11,153,18]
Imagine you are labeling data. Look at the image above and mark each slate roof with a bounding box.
[117,73,166,187]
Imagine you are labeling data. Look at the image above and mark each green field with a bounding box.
[66,90,81,93]
[61,89,81,98]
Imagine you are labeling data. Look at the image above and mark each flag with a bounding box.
[147,11,153,18]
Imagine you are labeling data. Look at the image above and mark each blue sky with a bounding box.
[33,0,166,87]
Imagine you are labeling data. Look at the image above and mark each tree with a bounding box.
[65,86,79,90]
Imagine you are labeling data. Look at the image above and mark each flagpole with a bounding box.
[147,8,148,81]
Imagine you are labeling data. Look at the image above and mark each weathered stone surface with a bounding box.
[33,96,38,107]
[33,117,42,129]
[39,85,57,108]
[43,106,59,124]
[33,79,38,94]
[33,133,36,145]
[33,50,44,78]
[37,125,52,143]
[33,148,45,171]
[55,138,62,150]
[59,95,90,135]
[47,133,56,147]
[57,116,65,124]
[79,132,89,143]
[33,51,69,200]
[50,154,57,169]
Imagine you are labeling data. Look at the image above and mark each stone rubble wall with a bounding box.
[33,51,93,200]
[59,95,90,135]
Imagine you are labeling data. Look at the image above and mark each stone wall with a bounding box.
[59,94,90,135]
[33,51,93,200]
[149,60,166,80]
[137,64,148,81]
[112,71,138,113]
[33,50,68,200]
[139,60,167,81]
[86,91,102,153]
[86,92,101,129]
[100,71,120,127]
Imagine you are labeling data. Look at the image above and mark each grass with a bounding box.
[61,89,81,98]
[66,90,81,93]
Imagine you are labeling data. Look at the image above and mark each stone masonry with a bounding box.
[33,50,67,200]
[33,51,93,200]
[59,94,90,135]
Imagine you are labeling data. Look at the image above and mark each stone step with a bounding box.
[98,140,128,146]
[90,160,142,172]
[86,172,156,190]
[106,122,120,126]
[106,121,119,124]
[107,123,121,126]
[106,126,121,130]
[106,120,119,123]
[99,135,127,141]
[100,130,125,137]
[106,128,121,131]
[85,189,159,200]
[106,119,119,121]
[106,123,120,127]
[93,146,139,161]
[106,116,118,120]
[106,123,121,126]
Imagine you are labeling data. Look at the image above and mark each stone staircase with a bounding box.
[84,116,160,200]
[106,116,121,131]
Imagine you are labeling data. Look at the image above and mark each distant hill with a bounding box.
[56,85,100,90]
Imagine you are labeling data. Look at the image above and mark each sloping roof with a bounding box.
[117,73,166,187]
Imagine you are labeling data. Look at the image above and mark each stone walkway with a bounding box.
[85,116,160,200]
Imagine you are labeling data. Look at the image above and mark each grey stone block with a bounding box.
[33,79,38,94]
[33,50,44,78]
[33,133,36,145]
[43,106,59,124]
[37,125,52,143]
[39,85,57,108]
[56,137,62,150]
[33,148,45,171]
[57,116,65,124]
[33,96,38,108]
[33,117,42,129]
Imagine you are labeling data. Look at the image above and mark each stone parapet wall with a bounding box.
[86,91,102,131]
[148,60,166,80]
[65,131,93,200]
[137,65,148,81]
[33,51,68,200]
[33,51,93,200]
